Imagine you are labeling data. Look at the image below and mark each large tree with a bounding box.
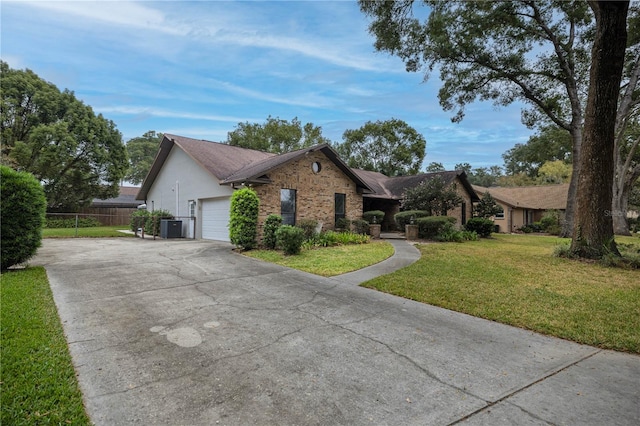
[226,116,330,153]
[502,125,573,177]
[359,0,593,237]
[570,1,628,258]
[125,130,163,185]
[335,118,426,176]
[0,61,128,210]
[360,0,632,257]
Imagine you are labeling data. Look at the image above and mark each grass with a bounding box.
[43,225,134,238]
[244,241,395,277]
[361,234,640,353]
[1,267,91,425]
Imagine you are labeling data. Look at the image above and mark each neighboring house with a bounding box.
[137,134,478,241]
[80,186,144,226]
[472,184,569,233]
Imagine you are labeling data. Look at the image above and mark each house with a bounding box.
[79,186,144,226]
[472,184,569,233]
[136,134,478,241]
[354,169,478,231]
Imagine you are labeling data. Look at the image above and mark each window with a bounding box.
[495,207,505,219]
[281,189,296,226]
[188,200,196,218]
[335,193,346,224]
[461,202,467,225]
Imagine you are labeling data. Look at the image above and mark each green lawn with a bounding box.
[43,225,134,238]
[1,267,91,425]
[245,241,395,277]
[361,234,640,353]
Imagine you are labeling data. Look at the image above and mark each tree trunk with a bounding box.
[561,127,582,237]
[571,1,629,258]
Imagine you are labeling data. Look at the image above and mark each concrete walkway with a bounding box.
[333,238,421,285]
[34,238,640,426]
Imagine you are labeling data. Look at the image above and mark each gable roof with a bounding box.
[137,135,372,200]
[222,143,373,194]
[472,184,569,210]
[137,134,275,200]
[353,169,480,202]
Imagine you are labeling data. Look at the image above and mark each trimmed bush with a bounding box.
[335,217,351,231]
[262,214,282,249]
[45,216,102,228]
[276,225,305,255]
[229,188,259,250]
[1,166,47,270]
[363,210,385,224]
[130,209,150,232]
[352,219,369,235]
[437,222,464,242]
[146,209,174,236]
[297,219,318,240]
[394,210,430,229]
[416,216,456,239]
[465,217,495,238]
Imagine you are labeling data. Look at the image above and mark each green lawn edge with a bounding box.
[1,267,91,425]
[361,234,640,353]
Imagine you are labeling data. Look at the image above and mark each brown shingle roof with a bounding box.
[137,136,373,200]
[472,184,569,210]
[354,169,479,202]
[93,186,144,207]
[137,134,275,200]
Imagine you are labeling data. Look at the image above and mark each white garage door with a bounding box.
[201,197,231,241]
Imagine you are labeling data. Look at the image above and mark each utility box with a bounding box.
[160,220,183,239]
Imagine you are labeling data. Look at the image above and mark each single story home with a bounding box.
[472,184,569,233]
[136,134,478,241]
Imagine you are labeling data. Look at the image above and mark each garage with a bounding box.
[201,197,231,241]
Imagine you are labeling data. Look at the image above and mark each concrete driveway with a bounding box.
[35,238,639,425]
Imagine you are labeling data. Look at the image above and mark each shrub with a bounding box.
[461,230,479,241]
[262,214,282,249]
[45,216,102,228]
[465,218,495,238]
[276,225,306,255]
[394,210,430,229]
[540,209,561,230]
[303,231,370,249]
[416,216,456,239]
[363,210,385,224]
[436,222,464,242]
[229,188,259,250]
[297,219,318,240]
[1,166,47,270]
[352,218,369,235]
[130,209,150,232]
[146,209,174,236]
[335,217,351,231]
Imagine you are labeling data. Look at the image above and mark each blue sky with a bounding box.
[2,0,532,170]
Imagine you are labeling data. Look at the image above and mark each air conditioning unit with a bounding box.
[160,220,182,238]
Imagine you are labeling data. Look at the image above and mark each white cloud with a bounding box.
[96,105,257,124]
[13,0,188,35]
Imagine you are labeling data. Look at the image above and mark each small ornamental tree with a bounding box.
[1,166,47,270]
[229,187,259,250]
[401,177,462,216]
[474,192,503,218]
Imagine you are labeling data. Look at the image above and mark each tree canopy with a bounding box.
[0,61,128,210]
[125,131,163,185]
[335,118,426,176]
[401,176,462,215]
[226,116,330,153]
[360,0,632,257]
[503,125,573,177]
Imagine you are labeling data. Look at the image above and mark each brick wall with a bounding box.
[254,151,363,238]
[449,176,475,227]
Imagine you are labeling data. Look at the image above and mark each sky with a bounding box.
[1,0,533,171]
